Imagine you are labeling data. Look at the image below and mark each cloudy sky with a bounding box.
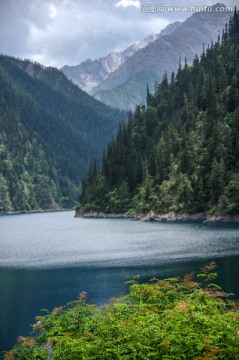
[0,0,237,68]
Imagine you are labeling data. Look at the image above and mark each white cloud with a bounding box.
[115,0,140,9]
[21,0,167,67]
[48,4,57,19]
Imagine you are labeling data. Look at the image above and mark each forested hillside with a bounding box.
[79,10,239,216]
[0,56,124,211]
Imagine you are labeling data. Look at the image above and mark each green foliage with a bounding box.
[79,11,239,215]
[221,173,239,214]
[0,175,12,211]
[5,264,239,359]
[106,181,131,213]
[0,55,125,211]
[131,169,157,213]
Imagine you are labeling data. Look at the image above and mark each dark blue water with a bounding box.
[1,211,239,354]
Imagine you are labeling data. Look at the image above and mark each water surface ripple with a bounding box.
[1,211,239,353]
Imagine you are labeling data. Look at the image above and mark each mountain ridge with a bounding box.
[60,32,162,93]
[60,21,181,93]
[0,55,124,211]
[92,4,232,109]
[62,4,232,110]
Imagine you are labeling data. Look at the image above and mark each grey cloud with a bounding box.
[0,0,238,67]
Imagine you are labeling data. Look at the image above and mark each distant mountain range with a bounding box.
[0,55,124,211]
[61,32,163,93]
[61,3,232,110]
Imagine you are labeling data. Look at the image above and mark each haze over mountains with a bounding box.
[61,4,232,110]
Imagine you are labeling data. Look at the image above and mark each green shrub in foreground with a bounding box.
[4,263,239,359]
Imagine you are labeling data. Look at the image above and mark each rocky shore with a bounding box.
[75,212,135,219]
[76,211,239,223]
[0,208,74,216]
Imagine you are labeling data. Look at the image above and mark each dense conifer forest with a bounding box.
[79,10,239,216]
[0,56,124,211]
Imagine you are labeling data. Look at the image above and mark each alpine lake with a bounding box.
[1,211,239,353]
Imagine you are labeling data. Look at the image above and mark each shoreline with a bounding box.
[75,211,239,223]
[0,208,74,216]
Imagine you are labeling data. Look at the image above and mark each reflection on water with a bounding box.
[0,211,239,352]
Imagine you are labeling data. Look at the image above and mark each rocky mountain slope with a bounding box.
[62,4,232,110]
[60,32,163,93]
[92,4,232,109]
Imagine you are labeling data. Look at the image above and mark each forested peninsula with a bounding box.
[78,10,239,219]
